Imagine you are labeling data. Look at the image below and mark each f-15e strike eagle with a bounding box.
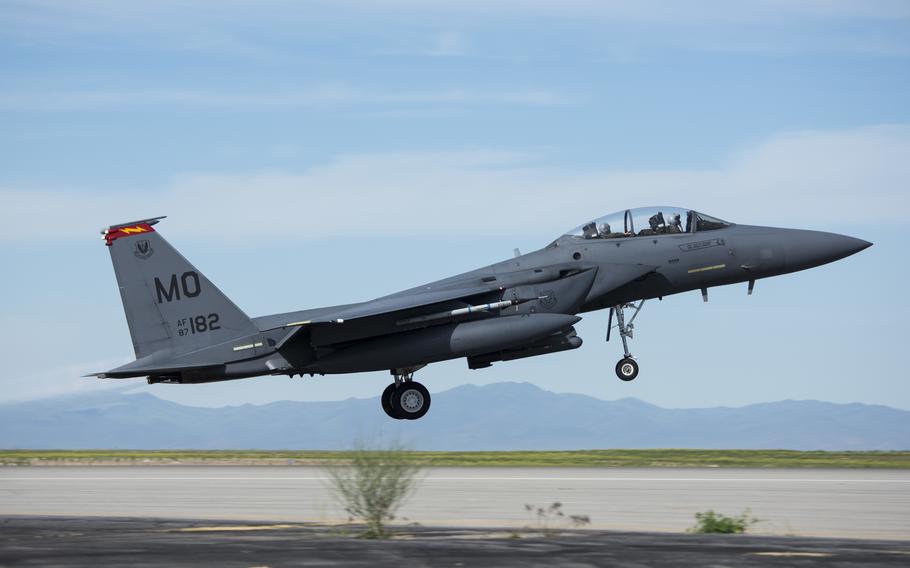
[92,207,870,420]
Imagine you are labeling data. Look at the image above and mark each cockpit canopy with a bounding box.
[562,207,731,240]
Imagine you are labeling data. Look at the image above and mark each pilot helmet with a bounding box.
[599,223,611,234]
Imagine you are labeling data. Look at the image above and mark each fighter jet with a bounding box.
[93,207,870,420]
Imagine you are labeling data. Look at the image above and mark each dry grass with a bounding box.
[1,449,908,468]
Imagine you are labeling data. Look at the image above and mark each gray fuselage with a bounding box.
[98,212,870,387]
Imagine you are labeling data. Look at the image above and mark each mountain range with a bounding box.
[1,382,908,450]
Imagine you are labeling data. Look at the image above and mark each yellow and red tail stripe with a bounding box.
[103,223,156,246]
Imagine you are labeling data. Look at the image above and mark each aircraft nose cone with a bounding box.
[784,230,872,272]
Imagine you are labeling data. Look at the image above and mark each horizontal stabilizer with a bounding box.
[89,359,223,379]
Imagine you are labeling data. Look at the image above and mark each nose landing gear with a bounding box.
[608,301,645,381]
[381,367,431,420]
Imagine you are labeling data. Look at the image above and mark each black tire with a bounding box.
[391,381,431,420]
[615,358,639,381]
[381,383,400,419]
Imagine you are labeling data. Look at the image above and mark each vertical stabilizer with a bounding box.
[103,218,259,359]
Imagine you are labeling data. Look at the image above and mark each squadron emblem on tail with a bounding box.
[134,239,153,260]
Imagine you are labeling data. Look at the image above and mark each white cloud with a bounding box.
[3,1,907,58]
[11,1,910,29]
[370,30,470,57]
[0,86,570,111]
[427,31,468,56]
[1,359,135,403]
[0,125,907,244]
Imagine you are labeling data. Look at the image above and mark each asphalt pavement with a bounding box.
[2,516,909,567]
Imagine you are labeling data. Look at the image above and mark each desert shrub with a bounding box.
[689,509,760,534]
[324,441,423,538]
[524,502,591,535]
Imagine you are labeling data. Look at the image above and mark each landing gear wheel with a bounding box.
[615,358,639,381]
[381,383,400,419]
[391,381,431,420]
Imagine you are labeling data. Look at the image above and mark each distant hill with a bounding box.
[1,382,908,450]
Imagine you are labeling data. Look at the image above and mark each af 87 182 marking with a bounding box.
[176,314,221,337]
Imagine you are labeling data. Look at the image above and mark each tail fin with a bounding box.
[103,217,259,359]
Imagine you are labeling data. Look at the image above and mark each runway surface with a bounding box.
[1,467,908,540]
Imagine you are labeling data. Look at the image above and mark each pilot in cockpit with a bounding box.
[598,223,628,239]
[666,213,682,234]
[642,212,665,235]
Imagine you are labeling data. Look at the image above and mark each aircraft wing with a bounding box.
[94,261,657,378]
[253,283,500,331]
[254,259,659,334]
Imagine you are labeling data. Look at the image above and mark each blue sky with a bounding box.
[1,1,908,409]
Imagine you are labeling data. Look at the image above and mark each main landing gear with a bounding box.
[607,301,645,381]
[381,367,431,420]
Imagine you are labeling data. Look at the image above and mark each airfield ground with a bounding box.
[2,466,908,539]
[2,449,909,468]
[3,456,907,565]
[2,516,909,567]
